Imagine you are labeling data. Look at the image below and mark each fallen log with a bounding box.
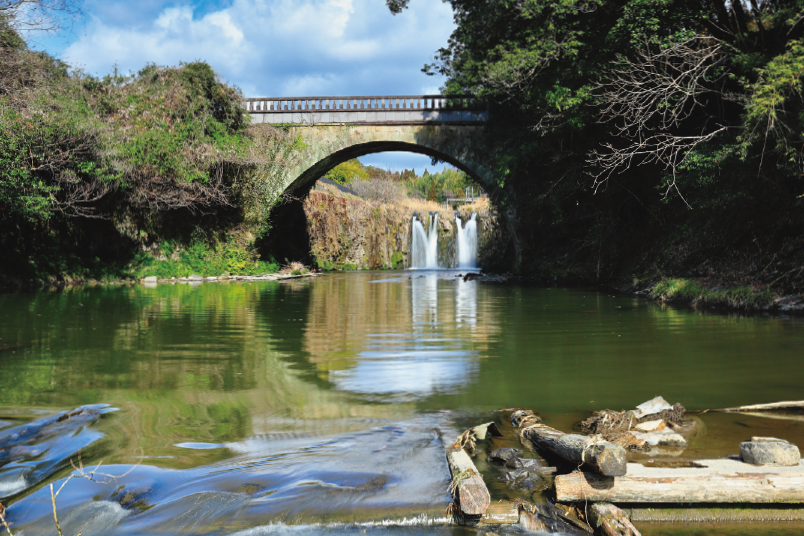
[446,448,490,519]
[518,422,628,477]
[588,503,642,536]
[556,458,804,503]
[720,400,804,412]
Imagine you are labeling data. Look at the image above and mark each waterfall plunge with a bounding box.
[411,213,439,269]
[456,213,478,269]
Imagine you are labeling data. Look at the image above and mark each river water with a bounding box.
[1,272,803,535]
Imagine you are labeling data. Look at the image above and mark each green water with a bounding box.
[1,272,803,535]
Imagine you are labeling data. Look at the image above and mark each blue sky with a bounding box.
[30,0,457,173]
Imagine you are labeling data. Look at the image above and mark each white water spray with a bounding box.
[455,213,478,269]
[411,213,439,269]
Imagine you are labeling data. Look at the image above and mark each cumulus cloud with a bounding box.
[61,0,454,97]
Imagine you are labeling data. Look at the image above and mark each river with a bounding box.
[1,272,803,535]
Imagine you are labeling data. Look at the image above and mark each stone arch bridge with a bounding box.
[245,95,494,193]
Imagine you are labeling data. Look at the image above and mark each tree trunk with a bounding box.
[519,423,628,477]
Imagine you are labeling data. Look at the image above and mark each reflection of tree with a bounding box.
[0,283,415,469]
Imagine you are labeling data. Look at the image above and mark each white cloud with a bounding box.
[61,0,455,97]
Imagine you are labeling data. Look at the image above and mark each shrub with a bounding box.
[350,177,407,204]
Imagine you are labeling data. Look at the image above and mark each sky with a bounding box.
[29,0,457,174]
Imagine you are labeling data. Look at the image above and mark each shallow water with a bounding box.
[0,272,803,535]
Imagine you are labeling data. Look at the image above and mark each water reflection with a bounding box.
[305,272,495,401]
[2,275,804,535]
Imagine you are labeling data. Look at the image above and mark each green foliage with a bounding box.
[325,159,368,184]
[0,32,301,285]
[652,278,773,310]
[741,40,804,168]
[132,236,279,279]
[0,115,57,221]
[390,251,404,269]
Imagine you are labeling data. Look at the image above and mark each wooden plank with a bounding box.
[446,448,491,517]
[520,423,628,477]
[556,464,804,503]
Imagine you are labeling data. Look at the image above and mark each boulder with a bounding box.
[142,276,158,283]
[205,276,218,282]
[188,274,203,281]
[740,438,800,466]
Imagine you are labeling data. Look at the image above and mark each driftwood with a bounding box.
[720,400,804,412]
[518,502,593,535]
[588,503,642,536]
[446,448,490,518]
[518,422,628,477]
[556,459,804,503]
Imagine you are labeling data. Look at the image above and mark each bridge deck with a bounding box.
[245,95,487,125]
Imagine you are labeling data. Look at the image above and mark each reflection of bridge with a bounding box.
[245,95,488,125]
[244,95,495,198]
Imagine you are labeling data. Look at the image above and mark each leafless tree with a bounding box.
[0,0,82,34]
[589,36,737,201]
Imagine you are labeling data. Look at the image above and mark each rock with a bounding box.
[205,276,218,282]
[142,276,158,283]
[631,430,687,447]
[740,439,800,466]
[218,274,231,280]
[635,419,666,432]
[633,396,673,419]
[505,457,544,469]
[497,469,528,483]
[515,477,544,491]
[489,448,523,463]
[188,274,203,281]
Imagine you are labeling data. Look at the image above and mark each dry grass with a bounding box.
[280,261,309,274]
[457,197,491,212]
[397,197,445,213]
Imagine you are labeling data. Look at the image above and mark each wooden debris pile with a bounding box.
[446,398,804,535]
[577,396,689,451]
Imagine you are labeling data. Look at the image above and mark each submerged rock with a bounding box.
[489,448,523,463]
[505,457,544,470]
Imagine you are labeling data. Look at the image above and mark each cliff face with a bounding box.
[304,191,411,270]
[303,191,503,271]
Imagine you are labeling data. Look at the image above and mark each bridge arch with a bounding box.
[279,125,495,195]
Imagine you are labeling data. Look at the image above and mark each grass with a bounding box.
[131,238,280,279]
[651,278,775,310]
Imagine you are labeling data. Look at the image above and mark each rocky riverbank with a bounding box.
[139,272,322,284]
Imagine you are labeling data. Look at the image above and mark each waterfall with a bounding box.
[411,213,439,269]
[455,213,478,269]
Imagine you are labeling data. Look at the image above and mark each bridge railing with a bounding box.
[244,95,484,113]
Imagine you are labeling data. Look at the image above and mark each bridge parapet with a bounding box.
[245,95,487,125]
